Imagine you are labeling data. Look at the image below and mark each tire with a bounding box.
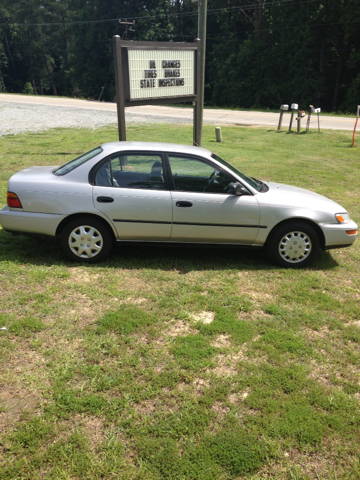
[61,217,113,263]
[266,221,320,268]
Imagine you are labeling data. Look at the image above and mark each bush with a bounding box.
[22,82,34,95]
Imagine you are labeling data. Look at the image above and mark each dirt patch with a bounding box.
[1,347,49,389]
[75,415,106,452]
[114,272,154,294]
[211,400,230,420]
[119,297,148,306]
[165,320,194,337]
[228,388,250,405]
[133,395,179,416]
[213,350,247,376]
[345,320,360,328]
[211,334,231,348]
[307,365,333,388]
[67,268,100,284]
[0,387,40,433]
[191,377,210,397]
[190,311,215,324]
[51,290,100,328]
[37,333,85,358]
[303,327,330,342]
[238,309,270,321]
[255,438,357,480]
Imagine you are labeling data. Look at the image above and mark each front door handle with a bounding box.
[97,196,114,203]
[176,201,193,207]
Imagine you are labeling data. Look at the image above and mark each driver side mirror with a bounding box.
[231,182,249,196]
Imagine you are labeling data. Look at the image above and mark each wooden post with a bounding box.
[215,127,222,142]
[193,38,202,146]
[197,0,207,147]
[352,105,359,147]
[113,35,126,141]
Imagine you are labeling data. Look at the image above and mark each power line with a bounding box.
[0,0,330,27]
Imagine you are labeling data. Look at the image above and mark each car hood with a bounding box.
[259,181,346,212]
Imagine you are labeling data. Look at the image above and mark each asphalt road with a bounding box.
[0,93,357,131]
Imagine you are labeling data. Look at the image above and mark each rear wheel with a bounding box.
[266,221,320,268]
[61,217,113,263]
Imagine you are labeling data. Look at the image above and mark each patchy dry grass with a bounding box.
[0,124,360,478]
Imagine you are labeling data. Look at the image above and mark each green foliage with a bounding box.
[171,334,218,369]
[138,430,265,478]
[268,404,327,445]
[195,307,255,344]
[96,306,157,335]
[258,329,311,357]
[8,317,45,337]
[5,416,53,451]
[206,430,265,475]
[245,364,308,403]
[1,1,360,110]
[207,0,360,112]
[22,82,34,95]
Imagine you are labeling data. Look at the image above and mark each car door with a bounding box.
[92,152,172,240]
[168,154,260,244]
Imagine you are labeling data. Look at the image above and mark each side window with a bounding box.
[95,154,165,190]
[168,155,235,194]
[95,161,113,186]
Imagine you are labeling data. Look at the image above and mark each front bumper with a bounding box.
[0,206,64,237]
[320,220,358,248]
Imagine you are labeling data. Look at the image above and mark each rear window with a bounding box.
[53,147,103,176]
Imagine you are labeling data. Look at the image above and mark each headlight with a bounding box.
[335,212,351,223]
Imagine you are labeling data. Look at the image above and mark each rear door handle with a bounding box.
[176,201,193,207]
[97,196,114,203]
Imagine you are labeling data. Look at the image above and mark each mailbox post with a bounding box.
[314,107,321,133]
[296,109,306,133]
[306,105,314,131]
[289,103,298,131]
[277,104,289,131]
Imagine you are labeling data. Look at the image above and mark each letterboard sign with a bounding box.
[113,37,201,144]
[128,49,195,100]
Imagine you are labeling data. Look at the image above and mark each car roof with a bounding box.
[100,141,212,157]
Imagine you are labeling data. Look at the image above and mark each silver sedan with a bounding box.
[0,141,358,267]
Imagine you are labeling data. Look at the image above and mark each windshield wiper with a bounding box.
[251,177,267,192]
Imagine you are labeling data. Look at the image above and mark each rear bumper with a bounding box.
[0,206,64,237]
[320,220,358,248]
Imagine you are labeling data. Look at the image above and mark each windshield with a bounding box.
[54,147,103,175]
[211,153,262,192]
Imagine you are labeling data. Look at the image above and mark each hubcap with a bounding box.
[68,225,103,258]
[278,230,312,263]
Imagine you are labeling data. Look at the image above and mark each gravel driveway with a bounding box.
[0,101,190,136]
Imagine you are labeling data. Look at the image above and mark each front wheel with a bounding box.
[266,222,320,268]
[61,217,113,263]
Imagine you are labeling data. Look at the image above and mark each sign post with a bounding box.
[113,36,201,145]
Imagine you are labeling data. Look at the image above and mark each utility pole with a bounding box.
[119,19,135,40]
[196,0,207,146]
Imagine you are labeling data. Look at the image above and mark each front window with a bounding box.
[211,153,262,191]
[168,155,236,194]
[54,147,103,176]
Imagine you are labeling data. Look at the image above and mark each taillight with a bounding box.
[7,192,23,208]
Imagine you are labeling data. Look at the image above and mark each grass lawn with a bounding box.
[0,124,359,479]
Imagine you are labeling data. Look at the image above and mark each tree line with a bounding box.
[0,0,359,112]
